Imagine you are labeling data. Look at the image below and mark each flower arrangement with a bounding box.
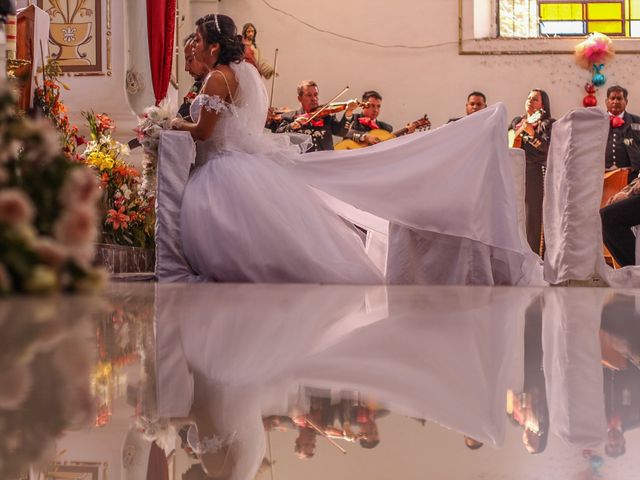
[574,32,615,69]
[82,111,155,249]
[0,82,104,294]
[575,33,616,107]
[33,60,84,161]
[135,98,174,199]
[0,296,99,478]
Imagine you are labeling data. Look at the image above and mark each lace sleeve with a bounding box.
[200,94,231,114]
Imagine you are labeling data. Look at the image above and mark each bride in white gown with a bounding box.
[172,14,383,284]
[172,14,543,286]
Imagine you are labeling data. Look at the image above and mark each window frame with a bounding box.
[459,0,640,55]
[535,0,626,38]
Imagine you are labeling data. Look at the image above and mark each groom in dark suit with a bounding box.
[178,34,209,121]
[605,85,640,183]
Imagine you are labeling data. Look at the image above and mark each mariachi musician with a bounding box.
[276,80,356,152]
[335,91,428,150]
[343,90,393,146]
[508,89,554,256]
[605,85,640,183]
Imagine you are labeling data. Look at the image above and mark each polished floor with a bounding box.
[3,283,640,479]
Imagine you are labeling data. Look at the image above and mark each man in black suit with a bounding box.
[342,90,393,146]
[605,85,640,182]
[447,91,487,123]
[276,80,355,152]
[177,33,209,121]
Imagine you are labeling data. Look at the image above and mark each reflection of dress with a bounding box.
[179,61,543,285]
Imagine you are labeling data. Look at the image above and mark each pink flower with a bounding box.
[68,244,96,266]
[53,206,97,246]
[33,237,68,267]
[59,167,100,206]
[0,189,35,225]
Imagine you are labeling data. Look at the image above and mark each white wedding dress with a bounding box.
[179,61,543,285]
[180,62,384,283]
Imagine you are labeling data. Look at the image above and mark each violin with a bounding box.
[293,99,371,127]
[266,107,294,125]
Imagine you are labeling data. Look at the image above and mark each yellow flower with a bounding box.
[86,151,114,171]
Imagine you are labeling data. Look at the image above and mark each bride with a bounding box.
[171,13,383,284]
[172,14,543,286]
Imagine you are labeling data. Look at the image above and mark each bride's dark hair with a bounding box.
[196,14,245,65]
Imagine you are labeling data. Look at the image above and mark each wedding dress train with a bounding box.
[178,61,543,285]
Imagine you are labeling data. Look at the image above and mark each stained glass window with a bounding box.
[498,0,640,37]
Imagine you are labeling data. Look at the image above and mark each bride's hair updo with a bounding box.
[196,14,245,65]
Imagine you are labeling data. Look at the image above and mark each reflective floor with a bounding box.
[3,283,640,479]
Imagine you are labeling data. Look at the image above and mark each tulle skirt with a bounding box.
[180,149,384,284]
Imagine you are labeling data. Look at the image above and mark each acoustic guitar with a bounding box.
[508,109,545,149]
[335,115,431,150]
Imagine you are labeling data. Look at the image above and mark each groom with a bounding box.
[178,33,210,122]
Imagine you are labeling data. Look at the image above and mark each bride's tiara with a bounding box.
[188,425,236,455]
[203,13,221,34]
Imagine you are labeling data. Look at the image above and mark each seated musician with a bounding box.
[276,80,355,152]
[178,33,210,121]
[600,178,640,267]
[342,90,393,146]
[605,85,640,183]
[448,91,487,123]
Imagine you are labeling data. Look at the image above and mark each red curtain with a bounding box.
[146,0,176,105]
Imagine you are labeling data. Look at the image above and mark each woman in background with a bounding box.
[509,89,554,256]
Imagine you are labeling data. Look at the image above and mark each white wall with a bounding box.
[197,0,640,128]
[19,0,640,166]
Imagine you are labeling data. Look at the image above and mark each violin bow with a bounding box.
[303,85,350,125]
[268,48,279,111]
[305,418,347,454]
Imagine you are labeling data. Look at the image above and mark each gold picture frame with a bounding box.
[37,0,111,75]
[46,461,107,480]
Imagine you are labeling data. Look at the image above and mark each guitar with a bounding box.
[334,115,431,150]
[508,109,545,148]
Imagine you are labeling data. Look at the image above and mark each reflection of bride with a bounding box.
[156,284,533,479]
[172,14,543,285]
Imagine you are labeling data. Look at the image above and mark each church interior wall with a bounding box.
[193,0,640,128]
[16,0,640,162]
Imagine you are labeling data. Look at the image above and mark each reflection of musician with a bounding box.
[506,300,549,455]
[605,85,640,183]
[509,89,554,255]
[276,80,353,152]
[292,395,333,458]
[600,297,640,458]
[343,90,393,146]
[334,398,385,448]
